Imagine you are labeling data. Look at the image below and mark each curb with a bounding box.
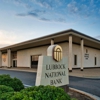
[24,84,32,88]
[69,87,99,100]
[0,68,37,73]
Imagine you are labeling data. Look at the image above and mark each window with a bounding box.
[2,53,6,62]
[31,55,39,68]
[74,55,77,65]
[95,57,97,65]
[12,52,17,59]
[86,49,88,53]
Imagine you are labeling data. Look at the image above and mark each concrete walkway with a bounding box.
[69,68,100,78]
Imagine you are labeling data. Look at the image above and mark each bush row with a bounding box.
[0,74,24,91]
[0,85,72,100]
[0,74,77,100]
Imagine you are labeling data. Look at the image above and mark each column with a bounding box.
[81,39,84,71]
[0,51,2,67]
[69,35,72,72]
[51,39,54,45]
[7,49,11,67]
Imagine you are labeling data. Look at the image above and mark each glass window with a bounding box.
[2,53,6,62]
[95,57,97,65]
[12,53,17,59]
[86,49,88,53]
[74,55,77,65]
[31,55,39,68]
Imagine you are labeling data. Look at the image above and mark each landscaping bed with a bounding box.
[0,74,76,100]
[0,74,96,100]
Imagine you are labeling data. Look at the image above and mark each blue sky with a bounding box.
[0,0,100,47]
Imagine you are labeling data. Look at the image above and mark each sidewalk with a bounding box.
[69,68,100,79]
[0,67,37,72]
[1,67,100,79]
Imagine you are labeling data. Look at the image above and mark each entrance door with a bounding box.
[13,60,17,67]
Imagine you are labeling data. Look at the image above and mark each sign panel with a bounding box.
[35,56,69,87]
[84,53,89,60]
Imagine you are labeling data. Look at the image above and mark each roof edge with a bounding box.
[0,29,100,50]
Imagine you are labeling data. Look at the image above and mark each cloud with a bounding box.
[16,13,27,16]
[27,12,38,17]
[11,0,54,9]
[67,0,100,19]
[0,30,38,48]
[0,30,18,47]
[31,0,62,9]
[33,0,52,9]
[16,9,67,23]
[3,0,100,23]
[13,0,68,23]
[17,12,38,18]
[17,11,67,23]
[40,18,51,21]
[99,9,100,14]
[67,1,79,14]
[55,18,66,23]
[16,9,46,17]
[33,9,46,14]
[95,35,100,40]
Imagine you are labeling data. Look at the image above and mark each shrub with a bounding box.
[0,74,24,91]
[0,92,15,100]
[10,92,24,100]
[11,85,71,100]
[0,85,14,94]
[0,85,76,100]
[0,85,14,100]
[10,77,24,91]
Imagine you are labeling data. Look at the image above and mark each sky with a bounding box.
[0,0,100,48]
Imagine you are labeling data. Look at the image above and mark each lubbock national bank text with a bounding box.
[45,64,66,85]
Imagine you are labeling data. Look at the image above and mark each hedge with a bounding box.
[0,74,24,91]
[0,74,77,100]
[11,85,71,100]
[0,85,72,100]
[0,85,14,94]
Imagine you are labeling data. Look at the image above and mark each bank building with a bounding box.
[0,29,100,72]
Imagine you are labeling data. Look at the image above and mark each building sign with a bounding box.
[84,53,89,60]
[35,45,69,87]
[53,45,62,62]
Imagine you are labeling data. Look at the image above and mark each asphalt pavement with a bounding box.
[0,69,100,97]
[69,76,100,97]
[0,69,36,86]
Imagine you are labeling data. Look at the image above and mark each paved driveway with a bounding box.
[0,69,36,86]
[0,69,100,97]
[69,76,100,97]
